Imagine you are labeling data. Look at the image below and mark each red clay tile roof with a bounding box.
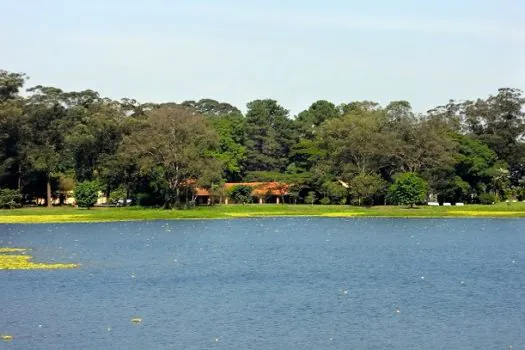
[196,182,288,197]
[195,187,212,196]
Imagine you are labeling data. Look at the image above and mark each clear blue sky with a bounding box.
[1,0,524,115]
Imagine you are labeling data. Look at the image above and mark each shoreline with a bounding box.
[1,204,525,224]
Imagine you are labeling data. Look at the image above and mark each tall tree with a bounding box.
[385,100,414,124]
[181,98,241,116]
[463,88,525,162]
[244,99,296,172]
[296,100,340,138]
[0,70,29,190]
[24,86,73,207]
[64,94,124,181]
[122,106,222,208]
[393,116,458,174]
[0,70,27,101]
[340,100,381,115]
[317,107,398,180]
[209,113,246,181]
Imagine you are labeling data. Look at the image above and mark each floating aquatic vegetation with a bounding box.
[1,335,13,341]
[0,248,78,270]
[451,211,523,216]
[0,248,27,253]
[0,214,89,224]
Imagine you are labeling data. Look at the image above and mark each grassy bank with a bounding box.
[1,203,525,223]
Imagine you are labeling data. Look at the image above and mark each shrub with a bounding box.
[74,181,100,208]
[387,173,428,207]
[517,187,525,201]
[136,192,162,207]
[0,188,22,209]
[349,173,386,206]
[304,191,317,205]
[109,187,127,204]
[319,197,331,205]
[59,177,76,192]
[321,181,348,204]
[479,193,496,205]
[229,185,253,204]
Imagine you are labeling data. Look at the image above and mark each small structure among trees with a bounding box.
[196,182,289,204]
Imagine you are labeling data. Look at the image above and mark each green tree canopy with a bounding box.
[296,100,340,138]
[317,107,397,178]
[181,99,241,116]
[244,99,296,172]
[349,173,386,206]
[388,173,428,207]
[74,181,100,208]
[210,113,246,181]
[228,185,253,204]
[0,68,522,208]
[121,106,222,208]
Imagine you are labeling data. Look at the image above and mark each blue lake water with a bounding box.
[1,218,524,349]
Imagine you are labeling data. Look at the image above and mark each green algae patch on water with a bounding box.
[448,210,524,217]
[320,212,365,217]
[0,248,79,270]
[0,247,27,253]
[2,203,525,224]
[1,334,13,341]
[0,214,89,224]
[226,212,315,217]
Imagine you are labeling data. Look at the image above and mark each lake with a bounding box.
[1,218,524,349]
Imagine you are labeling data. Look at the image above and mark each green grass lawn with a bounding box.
[1,202,525,223]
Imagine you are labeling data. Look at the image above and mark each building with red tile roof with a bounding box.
[196,182,289,204]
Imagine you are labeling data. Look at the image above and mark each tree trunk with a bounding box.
[175,187,181,208]
[46,175,52,208]
[17,164,22,191]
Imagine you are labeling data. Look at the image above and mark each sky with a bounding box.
[1,0,524,115]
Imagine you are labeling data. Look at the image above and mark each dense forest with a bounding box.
[1,69,524,208]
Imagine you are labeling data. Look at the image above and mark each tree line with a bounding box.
[1,69,524,208]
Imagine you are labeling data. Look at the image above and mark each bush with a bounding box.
[350,174,386,206]
[135,192,162,207]
[319,197,331,205]
[517,187,525,201]
[74,181,100,208]
[479,193,496,205]
[109,187,127,204]
[229,185,253,204]
[387,173,428,207]
[0,188,22,209]
[321,181,348,204]
[304,191,317,205]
